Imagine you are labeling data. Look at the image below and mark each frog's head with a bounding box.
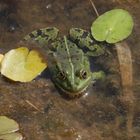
[48,37,92,97]
[51,58,92,97]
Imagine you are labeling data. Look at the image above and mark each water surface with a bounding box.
[0,0,140,140]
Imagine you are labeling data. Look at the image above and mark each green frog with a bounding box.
[23,27,105,97]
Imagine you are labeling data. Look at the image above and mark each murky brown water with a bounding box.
[0,0,140,140]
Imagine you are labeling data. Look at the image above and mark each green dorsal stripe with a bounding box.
[64,36,74,86]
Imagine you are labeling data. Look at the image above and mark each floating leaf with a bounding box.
[91,9,134,43]
[1,47,47,82]
[0,54,4,63]
[0,116,23,140]
[0,116,19,135]
[0,132,23,140]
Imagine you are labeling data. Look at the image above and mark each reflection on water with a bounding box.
[0,0,140,140]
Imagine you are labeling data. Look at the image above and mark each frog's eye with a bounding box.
[57,71,66,80]
[79,69,87,79]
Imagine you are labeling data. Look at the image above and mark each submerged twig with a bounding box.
[89,0,99,17]
[25,100,43,113]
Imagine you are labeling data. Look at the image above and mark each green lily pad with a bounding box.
[0,116,23,140]
[0,133,23,140]
[91,9,134,43]
[0,116,19,135]
[0,47,47,82]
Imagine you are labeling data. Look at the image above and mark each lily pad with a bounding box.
[91,9,134,43]
[0,54,4,63]
[0,132,22,140]
[0,116,23,140]
[0,47,47,82]
[0,116,19,135]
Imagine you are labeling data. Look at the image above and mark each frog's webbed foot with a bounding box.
[92,71,105,81]
[23,27,59,47]
[69,28,105,57]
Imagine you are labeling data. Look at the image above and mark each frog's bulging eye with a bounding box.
[79,70,87,79]
[57,71,66,80]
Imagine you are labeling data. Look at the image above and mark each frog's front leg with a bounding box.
[69,28,105,57]
[23,27,59,47]
[92,71,105,81]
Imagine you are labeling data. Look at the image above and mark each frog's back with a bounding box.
[23,27,59,46]
[50,37,90,73]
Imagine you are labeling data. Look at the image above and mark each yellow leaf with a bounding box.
[0,116,19,135]
[0,132,23,140]
[0,54,4,63]
[0,47,47,82]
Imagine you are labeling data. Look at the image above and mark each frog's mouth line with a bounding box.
[55,83,89,98]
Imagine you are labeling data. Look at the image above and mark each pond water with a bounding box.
[0,0,140,140]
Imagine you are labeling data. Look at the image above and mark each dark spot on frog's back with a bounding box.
[75,39,80,44]
[37,29,42,36]
[74,28,81,32]
[45,35,49,40]
[41,34,49,38]
[29,33,35,38]
[92,47,97,52]
[81,31,88,38]
[46,28,54,32]
[76,50,79,53]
